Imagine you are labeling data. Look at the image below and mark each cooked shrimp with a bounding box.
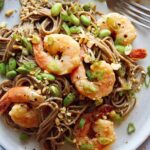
[33,34,81,75]
[71,61,116,100]
[74,107,116,150]
[0,86,44,115]
[98,13,137,45]
[9,104,40,128]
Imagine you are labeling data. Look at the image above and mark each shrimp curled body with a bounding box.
[0,87,44,128]
[71,61,116,100]
[98,13,137,45]
[74,113,116,150]
[33,34,81,75]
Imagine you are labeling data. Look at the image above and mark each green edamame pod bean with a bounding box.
[80,15,91,26]
[49,85,61,97]
[70,14,80,26]
[60,11,70,22]
[6,70,17,79]
[70,26,81,34]
[17,66,29,74]
[99,29,111,38]
[0,62,6,75]
[51,3,62,17]
[41,73,55,81]
[83,3,90,11]
[115,45,126,55]
[8,57,17,71]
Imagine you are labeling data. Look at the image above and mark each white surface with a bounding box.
[0,0,150,150]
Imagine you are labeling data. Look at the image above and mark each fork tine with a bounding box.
[121,6,150,24]
[119,1,150,18]
[124,0,150,13]
[120,1,150,19]
[115,9,150,29]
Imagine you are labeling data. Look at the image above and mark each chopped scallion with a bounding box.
[79,118,86,128]
[127,123,136,134]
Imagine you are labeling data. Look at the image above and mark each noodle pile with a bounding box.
[0,0,146,150]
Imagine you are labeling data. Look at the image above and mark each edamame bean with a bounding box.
[115,45,125,55]
[83,3,90,11]
[0,63,6,75]
[60,11,70,22]
[49,85,61,97]
[62,22,71,35]
[51,3,62,17]
[41,73,55,81]
[70,26,81,34]
[8,57,17,71]
[99,29,111,38]
[80,15,91,26]
[70,14,80,26]
[63,93,75,106]
[17,66,29,74]
[36,75,43,80]
[6,70,17,79]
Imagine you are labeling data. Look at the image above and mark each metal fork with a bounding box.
[106,0,150,29]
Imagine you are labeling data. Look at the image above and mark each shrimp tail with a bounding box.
[0,94,10,115]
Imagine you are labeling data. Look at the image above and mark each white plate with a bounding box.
[0,0,150,150]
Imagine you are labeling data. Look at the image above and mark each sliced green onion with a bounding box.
[0,62,6,75]
[147,66,150,77]
[23,62,36,71]
[21,37,33,54]
[98,137,113,145]
[144,73,150,88]
[79,118,86,128]
[86,70,93,81]
[95,98,103,106]
[63,93,75,106]
[22,49,29,56]
[64,136,74,144]
[124,45,132,55]
[127,123,136,134]
[80,143,94,150]
[109,111,123,123]
[13,34,21,41]
[8,57,17,71]
[20,133,30,142]
[62,22,71,35]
